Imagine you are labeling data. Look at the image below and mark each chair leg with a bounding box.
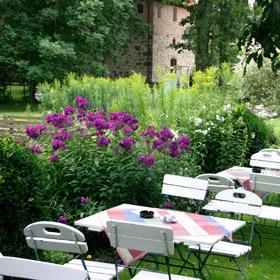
[165,256,172,280]
[233,258,247,280]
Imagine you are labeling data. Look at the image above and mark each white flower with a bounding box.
[251,132,255,139]
[216,115,224,122]
[223,104,232,111]
[170,129,179,140]
[196,129,208,135]
[194,117,202,126]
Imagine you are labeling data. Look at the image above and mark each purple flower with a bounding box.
[123,126,133,135]
[58,214,67,224]
[81,197,90,205]
[53,130,75,141]
[96,130,104,136]
[152,138,165,152]
[109,121,117,131]
[28,144,43,154]
[64,106,76,115]
[137,154,156,166]
[77,109,86,119]
[52,140,67,151]
[87,111,96,121]
[75,96,90,108]
[50,154,59,162]
[119,137,136,150]
[26,124,47,139]
[45,113,71,128]
[128,118,139,130]
[163,200,173,209]
[159,125,174,142]
[16,138,27,145]
[97,137,111,147]
[178,135,191,150]
[168,141,181,158]
[141,125,158,138]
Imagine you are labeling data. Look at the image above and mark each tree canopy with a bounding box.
[175,0,250,70]
[0,0,144,94]
[239,0,280,71]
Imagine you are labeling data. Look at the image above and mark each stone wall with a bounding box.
[107,1,195,82]
[152,2,195,82]
[107,1,153,81]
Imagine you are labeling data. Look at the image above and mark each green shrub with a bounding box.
[234,59,280,117]
[0,138,48,257]
[184,103,274,173]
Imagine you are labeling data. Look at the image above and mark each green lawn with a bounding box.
[267,118,280,140]
[117,224,280,280]
[0,85,41,116]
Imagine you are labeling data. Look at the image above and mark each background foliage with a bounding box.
[176,0,250,70]
[0,138,48,257]
[0,0,144,96]
[239,0,280,71]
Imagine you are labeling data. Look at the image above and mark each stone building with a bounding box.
[108,1,195,83]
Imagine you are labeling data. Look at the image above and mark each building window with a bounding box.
[157,2,161,18]
[170,58,177,73]
[138,3,144,14]
[173,7,177,21]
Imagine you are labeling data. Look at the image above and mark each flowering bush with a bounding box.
[185,103,274,173]
[17,97,192,223]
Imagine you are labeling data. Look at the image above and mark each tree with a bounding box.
[175,0,250,70]
[239,0,280,71]
[0,0,144,98]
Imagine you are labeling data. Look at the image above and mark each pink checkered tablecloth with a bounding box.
[95,205,232,265]
[217,166,252,190]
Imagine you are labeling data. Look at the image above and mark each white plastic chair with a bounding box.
[250,173,280,222]
[250,150,280,170]
[196,174,235,193]
[107,220,200,280]
[199,189,262,279]
[162,174,208,213]
[24,221,123,280]
[0,253,88,280]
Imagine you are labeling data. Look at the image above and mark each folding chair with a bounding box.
[162,174,208,213]
[24,221,123,280]
[199,189,262,279]
[196,174,235,193]
[250,150,280,170]
[0,253,88,280]
[250,172,280,239]
[106,220,200,280]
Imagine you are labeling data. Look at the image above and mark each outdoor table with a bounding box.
[217,166,280,194]
[75,203,246,270]
[217,166,252,190]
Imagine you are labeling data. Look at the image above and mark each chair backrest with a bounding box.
[107,220,174,256]
[196,174,235,193]
[162,174,208,201]
[24,221,88,254]
[250,173,280,194]
[250,150,280,169]
[259,148,280,154]
[214,188,262,216]
[0,254,88,280]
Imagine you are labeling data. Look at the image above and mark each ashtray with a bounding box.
[140,210,154,219]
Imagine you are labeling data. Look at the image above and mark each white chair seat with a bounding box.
[189,241,251,257]
[131,271,199,280]
[65,259,124,280]
[259,205,280,221]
